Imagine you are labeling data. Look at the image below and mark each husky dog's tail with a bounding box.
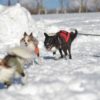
[70,29,78,42]
[8,47,33,59]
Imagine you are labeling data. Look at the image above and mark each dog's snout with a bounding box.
[25,42,27,46]
[45,43,50,47]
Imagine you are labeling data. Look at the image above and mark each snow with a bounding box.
[0,4,38,49]
[0,4,100,100]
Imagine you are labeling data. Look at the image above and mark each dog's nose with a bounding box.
[21,72,25,77]
[25,42,27,46]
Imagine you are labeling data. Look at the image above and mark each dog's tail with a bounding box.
[70,29,78,42]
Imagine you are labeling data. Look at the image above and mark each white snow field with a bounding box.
[0,4,100,100]
[0,4,37,52]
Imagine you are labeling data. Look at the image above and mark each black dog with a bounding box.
[44,29,78,59]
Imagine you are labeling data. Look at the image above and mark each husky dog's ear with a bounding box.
[30,32,33,37]
[44,33,48,38]
[24,32,27,37]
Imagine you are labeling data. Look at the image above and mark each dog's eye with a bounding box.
[27,39,31,42]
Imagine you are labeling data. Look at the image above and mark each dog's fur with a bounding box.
[0,47,33,87]
[20,32,39,57]
[44,29,78,59]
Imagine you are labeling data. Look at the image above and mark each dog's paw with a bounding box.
[54,56,63,60]
[63,56,67,60]
[53,51,56,55]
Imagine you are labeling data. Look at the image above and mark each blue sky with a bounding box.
[0,0,7,5]
[44,0,59,9]
[0,0,16,5]
[0,0,60,9]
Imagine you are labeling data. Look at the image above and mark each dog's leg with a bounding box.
[63,49,68,59]
[59,49,63,58]
[68,46,72,59]
[53,51,56,55]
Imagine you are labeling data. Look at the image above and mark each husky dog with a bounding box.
[44,29,78,59]
[0,47,33,87]
[20,32,40,57]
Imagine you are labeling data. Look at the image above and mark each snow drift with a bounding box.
[0,4,37,46]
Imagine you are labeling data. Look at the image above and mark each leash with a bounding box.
[78,33,100,37]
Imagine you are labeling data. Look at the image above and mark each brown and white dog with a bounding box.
[0,47,33,88]
[20,32,40,57]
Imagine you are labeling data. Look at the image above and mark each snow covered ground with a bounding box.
[0,4,100,100]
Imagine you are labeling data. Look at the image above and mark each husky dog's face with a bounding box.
[44,33,57,51]
[20,32,40,57]
[21,32,38,49]
[21,32,34,46]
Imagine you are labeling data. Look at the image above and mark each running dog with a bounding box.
[0,47,33,87]
[20,32,40,57]
[44,29,78,59]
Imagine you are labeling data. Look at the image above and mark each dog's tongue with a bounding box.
[34,46,40,57]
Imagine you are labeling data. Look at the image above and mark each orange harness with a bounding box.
[34,47,40,57]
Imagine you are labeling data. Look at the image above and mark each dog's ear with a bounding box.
[24,32,27,37]
[44,33,48,38]
[55,32,59,38]
[30,33,33,37]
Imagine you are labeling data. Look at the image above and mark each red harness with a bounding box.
[59,30,70,43]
